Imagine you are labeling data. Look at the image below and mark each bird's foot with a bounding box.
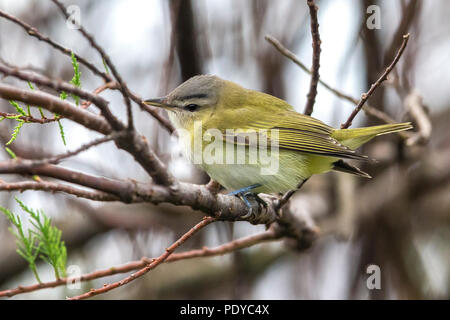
[227,184,268,220]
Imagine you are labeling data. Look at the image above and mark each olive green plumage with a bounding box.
[144,75,413,193]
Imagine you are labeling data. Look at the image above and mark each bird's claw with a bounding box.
[227,184,268,221]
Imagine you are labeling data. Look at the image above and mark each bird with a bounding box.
[144,75,412,209]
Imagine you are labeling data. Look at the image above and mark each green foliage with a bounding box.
[102,58,110,74]
[59,91,68,100]
[9,100,27,116]
[5,147,17,159]
[0,199,68,281]
[57,119,66,146]
[69,52,81,105]
[0,203,41,282]
[5,120,24,145]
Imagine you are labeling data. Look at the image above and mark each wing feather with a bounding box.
[218,109,368,161]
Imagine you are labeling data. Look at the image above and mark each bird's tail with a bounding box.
[331,122,413,150]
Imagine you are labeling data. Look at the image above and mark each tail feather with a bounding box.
[332,159,372,178]
[331,122,413,150]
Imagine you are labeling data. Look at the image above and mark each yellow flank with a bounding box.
[144,75,413,194]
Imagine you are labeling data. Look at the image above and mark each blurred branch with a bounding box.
[0,10,110,82]
[0,8,174,134]
[341,33,410,129]
[404,91,432,146]
[67,216,216,300]
[50,0,134,129]
[0,225,280,298]
[265,35,409,138]
[304,0,321,116]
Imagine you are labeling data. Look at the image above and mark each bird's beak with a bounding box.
[143,97,174,111]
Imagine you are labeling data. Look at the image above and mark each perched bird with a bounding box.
[144,75,412,207]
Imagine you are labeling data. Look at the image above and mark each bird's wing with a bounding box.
[219,110,368,161]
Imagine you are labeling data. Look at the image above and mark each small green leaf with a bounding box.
[5,147,16,158]
[57,119,66,146]
[60,91,68,100]
[69,52,81,106]
[9,101,27,116]
[38,107,45,118]
[6,120,25,145]
[102,58,110,74]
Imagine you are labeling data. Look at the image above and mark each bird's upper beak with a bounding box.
[143,97,174,111]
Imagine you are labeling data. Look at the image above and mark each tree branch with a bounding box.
[67,216,216,300]
[341,33,410,129]
[0,63,124,130]
[304,0,321,116]
[0,227,279,298]
[51,0,134,129]
[0,83,112,134]
[0,180,119,201]
[265,34,409,137]
[0,10,110,82]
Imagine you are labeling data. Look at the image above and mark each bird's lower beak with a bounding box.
[143,97,174,111]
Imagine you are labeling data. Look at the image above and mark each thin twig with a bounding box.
[51,0,134,129]
[0,63,124,130]
[265,35,404,128]
[0,180,119,202]
[0,111,58,124]
[0,10,110,82]
[304,0,321,116]
[34,134,119,166]
[67,216,216,300]
[341,33,410,129]
[80,81,120,109]
[275,178,309,211]
[0,227,279,298]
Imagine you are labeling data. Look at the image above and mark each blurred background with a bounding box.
[0,0,449,299]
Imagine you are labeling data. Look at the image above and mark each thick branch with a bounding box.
[0,64,124,129]
[0,83,112,134]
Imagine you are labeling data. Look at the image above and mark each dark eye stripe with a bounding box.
[179,93,207,101]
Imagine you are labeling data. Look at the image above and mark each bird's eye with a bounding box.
[185,104,199,112]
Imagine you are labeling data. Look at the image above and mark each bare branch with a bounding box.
[34,134,118,165]
[0,180,119,201]
[265,34,409,134]
[0,10,110,82]
[404,91,431,146]
[50,0,134,129]
[341,33,410,129]
[304,0,321,116]
[67,216,216,300]
[0,226,279,298]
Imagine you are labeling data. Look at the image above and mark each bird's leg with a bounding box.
[227,184,267,219]
[227,183,261,196]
